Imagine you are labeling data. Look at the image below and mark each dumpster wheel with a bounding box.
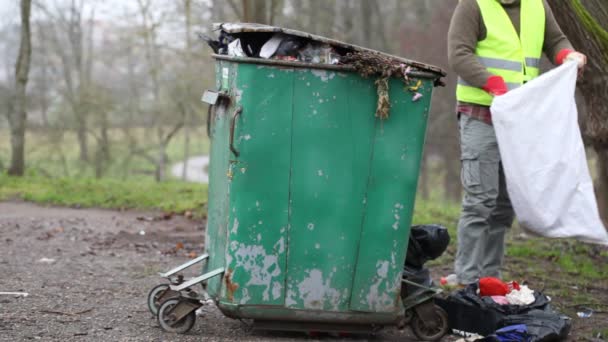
[403,309,414,325]
[147,284,169,315]
[411,305,448,341]
[157,298,196,334]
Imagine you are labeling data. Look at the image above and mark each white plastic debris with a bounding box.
[37,258,56,264]
[506,285,535,305]
[227,39,246,57]
[491,62,608,245]
[577,311,593,318]
[455,334,485,342]
[139,230,146,236]
[0,292,29,297]
[259,33,285,59]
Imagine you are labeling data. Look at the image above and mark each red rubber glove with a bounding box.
[555,49,574,65]
[483,75,508,96]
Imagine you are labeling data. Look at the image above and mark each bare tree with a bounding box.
[8,0,32,176]
[548,0,608,222]
[181,0,193,180]
[38,0,96,163]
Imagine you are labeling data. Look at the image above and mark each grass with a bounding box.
[0,173,208,217]
[0,126,210,181]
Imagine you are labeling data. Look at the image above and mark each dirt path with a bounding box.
[0,202,427,342]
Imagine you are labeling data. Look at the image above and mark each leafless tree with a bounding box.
[7,0,32,176]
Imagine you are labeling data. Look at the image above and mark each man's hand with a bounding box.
[483,75,508,96]
[557,49,587,73]
[565,51,587,69]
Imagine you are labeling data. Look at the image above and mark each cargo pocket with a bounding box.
[461,153,482,194]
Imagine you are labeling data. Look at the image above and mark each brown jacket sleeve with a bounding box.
[447,0,493,88]
[542,0,573,64]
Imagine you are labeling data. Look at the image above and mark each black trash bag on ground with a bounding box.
[499,310,571,342]
[451,283,552,316]
[436,283,555,336]
[405,224,450,269]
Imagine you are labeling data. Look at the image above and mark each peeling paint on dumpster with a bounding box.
[206,55,438,321]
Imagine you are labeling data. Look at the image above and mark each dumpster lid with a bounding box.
[213,22,446,77]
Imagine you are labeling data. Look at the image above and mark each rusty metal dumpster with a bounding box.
[149,23,447,338]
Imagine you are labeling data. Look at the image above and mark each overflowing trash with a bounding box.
[437,279,572,341]
[199,23,445,120]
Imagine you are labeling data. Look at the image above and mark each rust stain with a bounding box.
[224,268,239,302]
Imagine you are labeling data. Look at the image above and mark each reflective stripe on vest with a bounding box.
[456,0,545,106]
[458,77,521,91]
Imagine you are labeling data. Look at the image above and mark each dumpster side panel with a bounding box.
[284,70,376,312]
[206,60,238,297]
[349,78,433,312]
[221,64,293,305]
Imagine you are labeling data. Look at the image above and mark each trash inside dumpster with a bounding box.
[148,23,448,340]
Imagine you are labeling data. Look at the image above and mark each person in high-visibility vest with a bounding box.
[446,0,586,286]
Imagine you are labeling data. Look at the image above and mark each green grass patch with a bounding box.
[0,173,207,217]
[0,126,210,181]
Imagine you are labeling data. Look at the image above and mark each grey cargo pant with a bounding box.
[455,115,515,284]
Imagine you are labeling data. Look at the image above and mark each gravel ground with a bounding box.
[0,202,439,342]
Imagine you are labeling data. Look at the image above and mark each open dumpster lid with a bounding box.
[213,22,446,77]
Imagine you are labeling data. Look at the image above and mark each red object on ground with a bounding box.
[508,281,521,291]
[479,277,510,297]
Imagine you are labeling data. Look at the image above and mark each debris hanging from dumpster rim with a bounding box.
[201,23,446,119]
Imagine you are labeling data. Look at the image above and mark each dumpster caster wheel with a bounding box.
[403,309,414,325]
[411,305,448,341]
[157,299,196,334]
[147,284,170,315]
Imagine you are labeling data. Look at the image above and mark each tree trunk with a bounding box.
[597,149,608,224]
[182,0,192,180]
[8,0,32,176]
[548,0,608,222]
[76,113,89,162]
[94,112,110,179]
[242,0,267,23]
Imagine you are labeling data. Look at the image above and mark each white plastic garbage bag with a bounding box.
[491,62,608,245]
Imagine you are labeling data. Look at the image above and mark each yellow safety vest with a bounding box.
[457,0,545,106]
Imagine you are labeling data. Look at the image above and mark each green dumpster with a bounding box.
[201,24,445,330]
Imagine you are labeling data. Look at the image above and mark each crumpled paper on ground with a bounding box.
[506,285,536,305]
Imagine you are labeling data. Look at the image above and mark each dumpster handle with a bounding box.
[229,106,243,157]
[206,104,213,137]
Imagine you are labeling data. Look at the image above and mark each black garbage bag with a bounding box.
[275,36,306,57]
[451,283,552,316]
[499,310,571,342]
[405,224,450,269]
[435,283,554,336]
[401,265,433,297]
